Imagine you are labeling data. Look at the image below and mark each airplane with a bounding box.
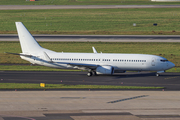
[6,22,175,77]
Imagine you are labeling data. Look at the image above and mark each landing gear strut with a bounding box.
[156,71,164,77]
[93,71,97,76]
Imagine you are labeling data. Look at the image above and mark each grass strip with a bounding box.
[166,67,180,72]
[0,83,164,89]
[0,0,180,5]
[0,65,80,71]
[0,8,180,35]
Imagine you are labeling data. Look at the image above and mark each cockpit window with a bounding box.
[160,59,168,62]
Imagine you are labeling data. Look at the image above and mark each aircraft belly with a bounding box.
[44,63,67,69]
[116,63,148,71]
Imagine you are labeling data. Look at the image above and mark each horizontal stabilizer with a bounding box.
[5,52,32,57]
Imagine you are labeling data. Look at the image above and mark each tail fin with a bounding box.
[15,22,42,54]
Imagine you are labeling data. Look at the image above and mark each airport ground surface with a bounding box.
[1,35,180,42]
[0,91,180,120]
[1,71,180,120]
[2,4,180,120]
[0,71,179,90]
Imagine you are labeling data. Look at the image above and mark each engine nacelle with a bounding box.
[96,66,114,75]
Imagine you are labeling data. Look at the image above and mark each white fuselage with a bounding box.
[21,51,175,72]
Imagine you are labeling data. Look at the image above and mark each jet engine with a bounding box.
[96,66,114,75]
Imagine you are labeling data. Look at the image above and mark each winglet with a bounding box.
[92,47,97,54]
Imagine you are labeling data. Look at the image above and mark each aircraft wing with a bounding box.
[68,62,98,68]
[56,62,98,70]
[43,52,98,69]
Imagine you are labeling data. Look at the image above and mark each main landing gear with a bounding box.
[87,71,97,77]
[87,72,92,77]
[156,73,159,77]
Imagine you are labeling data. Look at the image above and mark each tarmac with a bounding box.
[0,68,180,120]
[0,71,180,90]
[0,91,180,120]
[0,71,180,119]
[1,34,180,42]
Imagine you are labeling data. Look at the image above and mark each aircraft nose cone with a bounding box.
[169,62,175,68]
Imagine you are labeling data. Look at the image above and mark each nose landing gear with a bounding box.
[156,73,159,77]
[156,71,165,77]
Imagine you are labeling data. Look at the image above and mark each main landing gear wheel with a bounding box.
[156,73,159,77]
[87,72,92,77]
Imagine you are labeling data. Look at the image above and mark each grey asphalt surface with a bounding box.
[1,34,180,42]
[1,5,180,10]
[1,91,180,120]
[0,71,179,90]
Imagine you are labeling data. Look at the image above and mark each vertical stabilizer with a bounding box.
[15,22,42,54]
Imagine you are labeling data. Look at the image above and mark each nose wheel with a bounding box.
[156,73,159,77]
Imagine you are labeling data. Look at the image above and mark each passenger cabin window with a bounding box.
[51,57,148,63]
